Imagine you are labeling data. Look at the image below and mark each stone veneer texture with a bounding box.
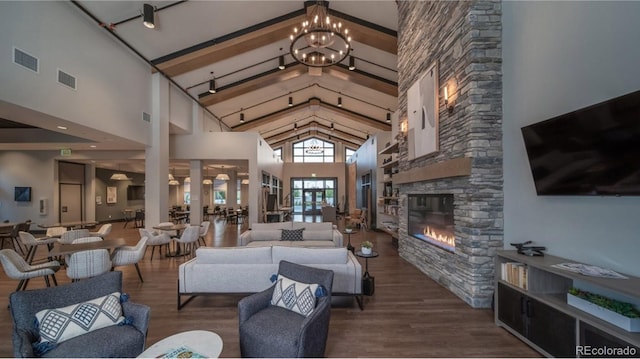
[396,0,503,308]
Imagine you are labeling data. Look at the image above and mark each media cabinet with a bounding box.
[495,250,640,357]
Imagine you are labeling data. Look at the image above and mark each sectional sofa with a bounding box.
[177,246,362,309]
[238,222,343,247]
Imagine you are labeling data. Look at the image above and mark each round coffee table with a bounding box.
[138,330,223,358]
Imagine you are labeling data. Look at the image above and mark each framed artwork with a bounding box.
[106,186,117,204]
[407,61,439,160]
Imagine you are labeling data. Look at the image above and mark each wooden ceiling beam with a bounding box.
[232,98,389,132]
[154,14,305,77]
[268,129,362,150]
[152,9,397,78]
[264,121,364,144]
[324,65,397,97]
[199,63,307,106]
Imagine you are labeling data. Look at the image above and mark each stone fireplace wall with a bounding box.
[396,1,503,308]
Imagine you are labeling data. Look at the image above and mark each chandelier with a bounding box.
[305,138,324,154]
[289,1,351,68]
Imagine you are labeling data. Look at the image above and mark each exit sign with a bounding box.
[60,148,72,156]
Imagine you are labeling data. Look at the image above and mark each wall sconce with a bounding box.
[443,79,457,114]
[400,119,408,133]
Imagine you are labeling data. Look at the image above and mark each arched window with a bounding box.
[293,137,334,163]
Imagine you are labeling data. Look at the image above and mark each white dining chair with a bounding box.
[112,237,148,283]
[66,237,112,282]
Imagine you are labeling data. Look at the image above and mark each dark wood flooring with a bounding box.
[0,218,540,357]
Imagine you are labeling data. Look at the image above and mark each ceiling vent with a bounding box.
[142,112,151,122]
[13,47,39,73]
[57,69,77,90]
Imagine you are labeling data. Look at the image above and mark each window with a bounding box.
[213,179,227,204]
[273,147,282,161]
[292,137,334,163]
[237,179,241,205]
[183,182,191,204]
[345,147,356,162]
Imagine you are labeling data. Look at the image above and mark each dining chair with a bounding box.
[0,223,24,255]
[18,231,58,264]
[89,223,112,238]
[139,228,171,260]
[0,249,60,291]
[66,237,112,282]
[111,237,148,282]
[198,221,211,247]
[173,225,200,260]
[46,226,67,238]
[58,229,90,244]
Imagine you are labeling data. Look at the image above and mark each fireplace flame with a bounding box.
[423,226,455,248]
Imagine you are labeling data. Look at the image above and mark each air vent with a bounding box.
[57,69,77,90]
[142,112,151,122]
[13,47,39,73]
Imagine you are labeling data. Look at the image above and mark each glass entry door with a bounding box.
[303,189,324,215]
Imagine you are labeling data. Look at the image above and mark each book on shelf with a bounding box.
[501,262,528,290]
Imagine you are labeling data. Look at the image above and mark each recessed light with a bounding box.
[57,125,67,130]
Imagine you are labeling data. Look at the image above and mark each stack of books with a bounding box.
[501,262,528,290]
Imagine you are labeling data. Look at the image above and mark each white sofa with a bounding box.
[178,246,361,309]
[238,222,343,247]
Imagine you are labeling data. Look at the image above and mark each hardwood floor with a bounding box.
[0,218,540,357]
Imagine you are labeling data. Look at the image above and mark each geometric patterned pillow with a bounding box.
[280,228,305,241]
[270,275,318,317]
[35,292,124,345]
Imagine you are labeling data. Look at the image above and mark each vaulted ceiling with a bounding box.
[1,1,398,172]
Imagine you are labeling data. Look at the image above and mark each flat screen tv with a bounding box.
[521,89,640,196]
[127,185,145,200]
[14,186,32,202]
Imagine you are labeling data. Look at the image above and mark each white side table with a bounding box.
[138,330,223,358]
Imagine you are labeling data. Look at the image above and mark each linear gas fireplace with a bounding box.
[408,194,455,252]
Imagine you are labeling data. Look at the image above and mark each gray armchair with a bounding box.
[10,271,150,358]
[238,260,334,358]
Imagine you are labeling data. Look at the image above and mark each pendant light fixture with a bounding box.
[289,0,351,68]
[288,96,293,107]
[240,112,245,123]
[386,112,391,123]
[349,56,356,71]
[110,164,131,181]
[216,166,230,181]
[278,55,286,70]
[168,168,179,185]
[202,167,213,185]
[337,97,342,107]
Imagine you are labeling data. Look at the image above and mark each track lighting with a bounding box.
[279,55,285,70]
[143,3,155,29]
[349,56,355,71]
[337,97,342,107]
[288,96,293,107]
[209,78,216,94]
[240,113,245,123]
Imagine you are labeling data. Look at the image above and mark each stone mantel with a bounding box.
[393,157,472,185]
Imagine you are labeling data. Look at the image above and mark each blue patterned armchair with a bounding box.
[9,271,150,358]
[238,260,334,358]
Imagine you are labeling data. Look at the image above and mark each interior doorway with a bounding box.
[303,189,324,215]
[60,183,83,223]
[291,178,337,215]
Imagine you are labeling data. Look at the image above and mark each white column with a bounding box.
[145,73,170,228]
[189,160,202,224]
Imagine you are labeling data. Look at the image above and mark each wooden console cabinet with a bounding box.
[495,250,640,357]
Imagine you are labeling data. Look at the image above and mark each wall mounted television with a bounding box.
[14,186,32,202]
[521,89,640,196]
[127,185,145,200]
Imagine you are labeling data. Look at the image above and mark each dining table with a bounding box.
[49,237,128,259]
[39,220,99,231]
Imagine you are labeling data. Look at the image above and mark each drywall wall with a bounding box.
[503,1,640,276]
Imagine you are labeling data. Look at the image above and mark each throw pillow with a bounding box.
[281,228,305,241]
[270,274,319,317]
[35,291,125,346]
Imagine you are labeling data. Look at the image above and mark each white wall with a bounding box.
[0,152,56,224]
[0,1,150,145]
[503,1,640,276]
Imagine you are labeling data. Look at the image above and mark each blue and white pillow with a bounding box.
[281,228,305,241]
[35,292,125,346]
[270,275,319,317]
